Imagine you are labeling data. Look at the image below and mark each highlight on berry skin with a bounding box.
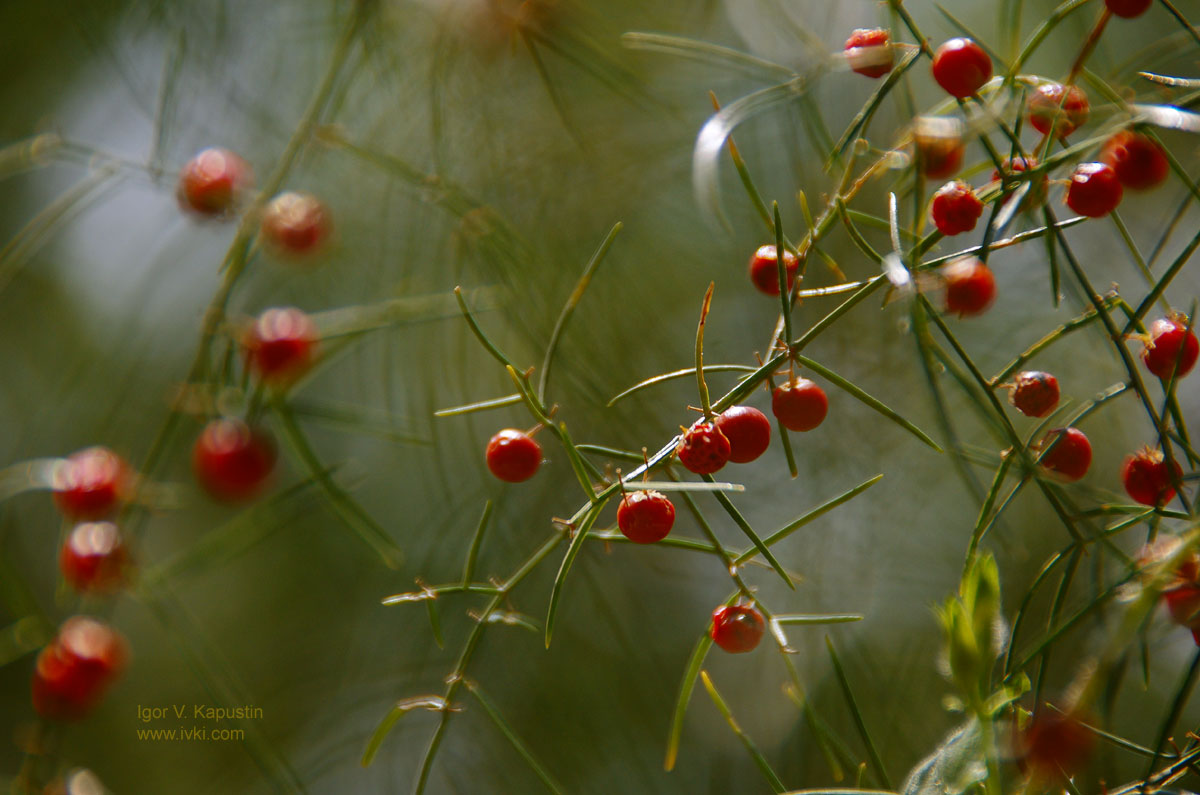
[244,307,320,386]
[1101,130,1169,191]
[930,180,983,236]
[1066,162,1123,218]
[843,28,893,79]
[60,521,129,593]
[261,191,332,257]
[771,378,827,432]
[616,489,675,544]
[1140,316,1199,380]
[1121,447,1181,507]
[913,116,966,180]
[710,603,765,654]
[1036,427,1091,482]
[931,38,992,98]
[713,405,772,463]
[941,257,995,318]
[485,429,542,483]
[32,616,129,721]
[192,419,278,502]
[1008,370,1060,418]
[177,147,251,217]
[747,244,799,296]
[52,446,131,521]
[1027,82,1088,138]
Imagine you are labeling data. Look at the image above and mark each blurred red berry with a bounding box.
[992,156,1047,210]
[1101,131,1169,190]
[52,447,130,521]
[844,28,893,78]
[930,181,983,236]
[486,429,542,483]
[1019,710,1094,782]
[261,191,332,256]
[676,420,731,475]
[177,148,250,217]
[245,307,319,385]
[192,419,277,502]
[1141,316,1199,379]
[772,378,828,432]
[1122,448,1181,506]
[1028,83,1088,138]
[748,245,799,296]
[616,490,675,544]
[931,38,992,98]
[1106,0,1153,17]
[60,522,128,592]
[914,117,965,179]
[1066,162,1123,217]
[942,257,995,317]
[711,604,765,653]
[714,405,772,463]
[1009,371,1059,418]
[1038,427,1091,482]
[32,617,129,721]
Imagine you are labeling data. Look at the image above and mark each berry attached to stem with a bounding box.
[60,522,129,592]
[930,180,983,236]
[710,603,765,653]
[714,405,772,463]
[676,420,731,475]
[1037,427,1091,482]
[942,257,996,317]
[931,38,992,98]
[1141,316,1199,379]
[1121,448,1181,506]
[747,245,799,296]
[616,490,675,544]
[1028,83,1089,138]
[486,429,542,483]
[843,28,893,79]
[1066,162,1123,218]
[177,148,251,217]
[1101,131,1169,191]
[52,447,130,521]
[1008,371,1060,418]
[192,419,277,502]
[245,307,319,386]
[771,378,828,432]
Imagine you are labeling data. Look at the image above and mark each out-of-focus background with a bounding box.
[1,0,1198,792]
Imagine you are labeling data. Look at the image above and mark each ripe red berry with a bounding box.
[942,257,995,317]
[52,447,130,521]
[843,28,893,78]
[261,191,332,256]
[59,522,128,592]
[32,617,129,721]
[1019,711,1094,782]
[486,429,542,483]
[1122,448,1181,506]
[1009,371,1060,418]
[1037,427,1091,482]
[616,490,675,544]
[931,38,992,98]
[1165,584,1200,644]
[1028,83,1089,138]
[245,307,319,385]
[992,156,1047,210]
[914,117,965,179]
[192,419,277,502]
[1105,0,1153,17]
[676,420,731,475]
[1066,162,1123,218]
[771,378,828,432]
[714,405,772,463]
[710,604,765,653]
[1141,316,1199,379]
[747,245,799,296]
[930,181,984,236]
[177,148,250,217]
[1101,131,1169,191]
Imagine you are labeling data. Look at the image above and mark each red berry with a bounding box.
[931,38,992,98]
[261,191,332,256]
[52,447,130,521]
[1105,0,1153,17]
[930,180,984,236]
[747,245,799,296]
[714,405,772,463]
[1009,371,1060,418]
[1122,448,1181,506]
[177,148,250,217]
[1066,162,1123,218]
[942,257,995,317]
[32,617,129,721]
[843,28,893,78]
[245,307,319,385]
[486,429,542,482]
[1028,83,1089,138]
[1019,711,1094,782]
[1141,316,1199,379]
[771,378,828,432]
[1037,427,1091,482]
[675,420,731,475]
[616,490,675,544]
[1165,584,1200,635]
[992,156,1047,210]
[59,522,128,592]
[1101,131,1169,191]
[914,117,965,179]
[710,604,765,653]
[192,419,277,502]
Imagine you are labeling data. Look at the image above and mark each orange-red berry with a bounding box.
[747,245,799,296]
[914,117,965,179]
[32,617,129,721]
[1122,448,1181,506]
[771,378,828,432]
[1028,83,1088,138]
[1066,162,1123,218]
[942,257,996,317]
[177,148,251,217]
[616,490,675,544]
[931,38,992,98]
[992,155,1047,210]
[261,192,332,256]
[1101,131,1169,191]
[1141,316,1199,379]
[245,307,319,385]
[52,447,130,521]
[843,28,893,79]
[1010,371,1059,418]
[714,405,772,463]
[193,419,277,502]
[676,420,731,475]
[930,181,983,236]
[1106,0,1152,17]
[486,429,542,483]
[710,604,765,653]
[1038,427,1091,482]
[59,522,129,592]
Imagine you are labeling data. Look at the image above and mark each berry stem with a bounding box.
[694,282,716,421]
[1066,8,1111,84]
[773,203,794,346]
